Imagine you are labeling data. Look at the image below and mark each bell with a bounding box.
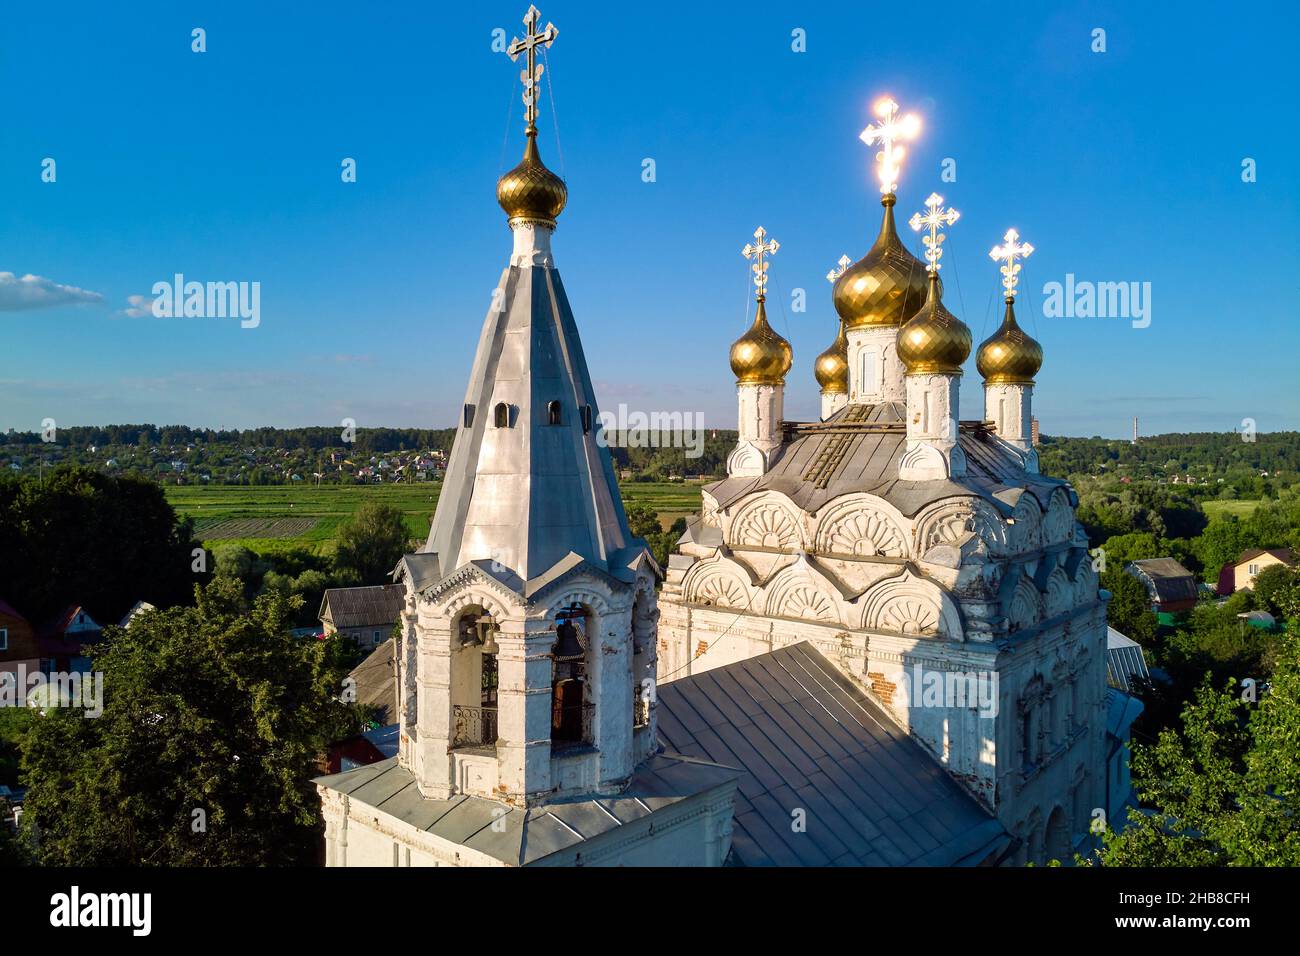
[553,619,584,659]
[458,616,481,648]
[478,617,500,656]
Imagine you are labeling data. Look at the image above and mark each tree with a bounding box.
[1098,632,1300,865]
[1099,531,1162,566]
[333,503,412,585]
[1252,564,1298,617]
[0,467,205,624]
[1102,568,1158,645]
[20,579,363,866]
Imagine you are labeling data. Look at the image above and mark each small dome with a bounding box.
[977,298,1043,384]
[730,298,793,385]
[897,274,972,376]
[833,194,932,330]
[814,321,849,393]
[497,131,567,226]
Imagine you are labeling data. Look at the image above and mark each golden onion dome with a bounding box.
[496,130,567,226]
[897,273,972,376]
[976,297,1043,384]
[814,321,849,393]
[832,193,933,330]
[730,297,793,385]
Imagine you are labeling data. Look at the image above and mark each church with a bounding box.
[315,6,1138,867]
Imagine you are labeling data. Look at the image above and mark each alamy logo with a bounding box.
[891,663,999,718]
[149,273,261,328]
[1042,274,1151,328]
[595,404,706,459]
[50,886,152,936]
[0,665,103,718]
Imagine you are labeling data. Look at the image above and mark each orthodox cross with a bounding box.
[508,5,559,131]
[858,97,921,194]
[909,192,960,274]
[826,254,852,284]
[989,228,1035,299]
[742,227,780,299]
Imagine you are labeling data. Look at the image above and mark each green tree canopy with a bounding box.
[0,466,204,623]
[20,579,362,865]
[333,502,412,585]
[1099,631,1300,865]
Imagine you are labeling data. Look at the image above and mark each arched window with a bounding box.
[494,402,510,428]
[580,405,593,434]
[552,604,593,751]
[547,400,562,425]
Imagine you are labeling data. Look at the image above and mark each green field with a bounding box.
[1203,499,1264,520]
[167,481,705,553]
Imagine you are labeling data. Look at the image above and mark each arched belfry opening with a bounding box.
[450,606,500,751]
[551,604,594,751]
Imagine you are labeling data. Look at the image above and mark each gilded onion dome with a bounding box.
[497,129,567,227]
[897,273,972,376]
[977,297,1043,384]
[730,297,793,385]
[814,321,849,393]
[832,194,933,330]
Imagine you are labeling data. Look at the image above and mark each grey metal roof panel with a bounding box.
[318,751,739,865]
[656,642,1008,866]
[705,401,1066,518]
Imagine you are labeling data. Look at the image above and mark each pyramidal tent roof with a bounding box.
[418,261,637,590]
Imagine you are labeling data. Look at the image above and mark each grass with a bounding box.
[166,480,706,552]
[1203,499,1264,520]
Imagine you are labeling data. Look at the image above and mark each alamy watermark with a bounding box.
[892,663,999,718]
[144,274,261,328]
[1,666,104,718]
[595,404,705,459]
[1042,274,1151,328]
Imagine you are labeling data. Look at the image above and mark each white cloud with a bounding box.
[121,294,156,318]
[0,271,104,312]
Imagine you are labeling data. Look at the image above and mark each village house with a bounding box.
[1220,547,1295,595]
[319,584,407,651]
[1125,558,1199,618]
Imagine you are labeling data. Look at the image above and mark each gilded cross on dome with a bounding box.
[742,227,779,299]
[508,5,559,131]
[909,193,960,274]
[826,254,852,284]
[989,228,1035,299]
[859,97,921,195]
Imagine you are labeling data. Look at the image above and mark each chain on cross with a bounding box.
[859,96,921,195]
[909,192,960,274]
[826,254,852,284]
[989,228,1035,299]
[742,227,779,299]
[507,5,559,132]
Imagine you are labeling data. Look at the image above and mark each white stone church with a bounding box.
[315,9,1139,867]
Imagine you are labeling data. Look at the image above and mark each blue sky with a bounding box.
[1,0,1296,438]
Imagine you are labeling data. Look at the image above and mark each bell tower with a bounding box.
[390,5,661,806]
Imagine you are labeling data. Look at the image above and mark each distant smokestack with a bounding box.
[1030,417,1040,446]
[1133,416,1139,445]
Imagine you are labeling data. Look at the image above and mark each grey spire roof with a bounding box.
[421,262,636,587]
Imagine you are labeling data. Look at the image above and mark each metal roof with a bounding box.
[320,584,406,630]
[1125,559,1197,605]
[419,264,638,585]
[347,638,397,724]
[655,642,1011,866]
[1106,627,1151,693]
[704,402,1067,518]
[314,751,739,866]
